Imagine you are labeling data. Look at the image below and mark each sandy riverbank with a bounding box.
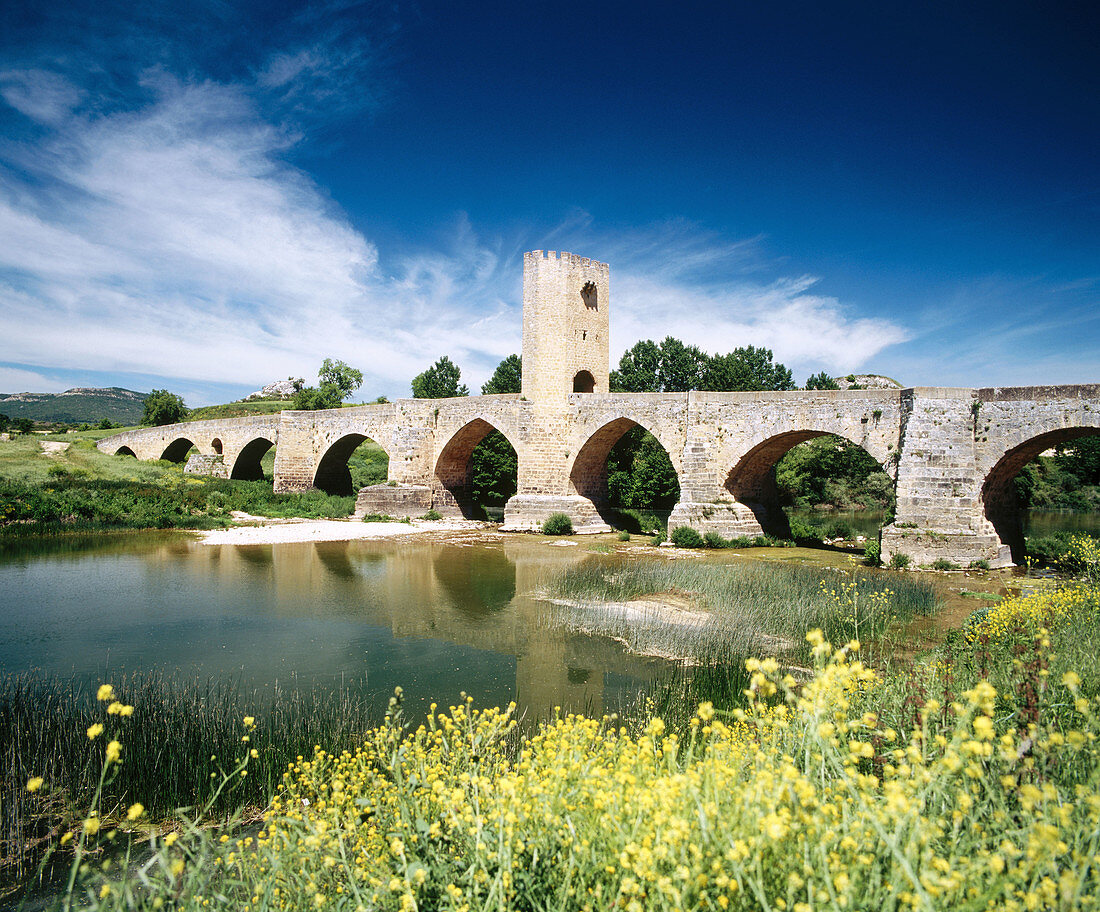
[196,512,495,545]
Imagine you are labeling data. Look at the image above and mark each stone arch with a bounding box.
[434,418,519,518]
[981,426,1100,564]
[569,417,681,522]
[160,438,196,463]
[230,437,275,481]
[314,433,390,496]
[573,370,595,393]
[724,429,891,537]
[211,438,223,454]
[114,445,137,458]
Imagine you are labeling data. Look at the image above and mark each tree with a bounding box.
[319,359,363,399]
[412,356,469,399]
[14,417,35,435]
[700,345,795,392]
[0,412,9,433]
[805,371,840,390]
[610,340,661,392]
[482,355,522,395]
[142,390,188,426]
[293,359,364,411]
[610,338,707,393]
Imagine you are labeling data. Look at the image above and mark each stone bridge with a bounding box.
[98,250,1100,568]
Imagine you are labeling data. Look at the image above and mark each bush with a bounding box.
[888,552,910,570]
[670,526,705,548]
[362,513,395,523]
[823,518,854,540]
[541,513,574,536]
[931,558,957,571]
[650,530,666,546]
[617,530,631,541]
[788,516,823,545]
[969,559,991,570]
[421,509,443,521]
[703,531,730,549]
[863,541,881,566]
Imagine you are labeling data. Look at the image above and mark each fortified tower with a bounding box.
[521,251,610,401]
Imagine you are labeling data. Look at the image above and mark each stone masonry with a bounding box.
[99,252,1100,567]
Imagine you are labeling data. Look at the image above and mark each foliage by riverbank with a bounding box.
[546,557,938,663]
[0,435,359,535]
[30,571,1100,911]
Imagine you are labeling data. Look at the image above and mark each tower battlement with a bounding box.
[521,250,610,401]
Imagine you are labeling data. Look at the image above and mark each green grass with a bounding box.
[546,558,939,665]
[1,674,389,891]
[186,400,290,421]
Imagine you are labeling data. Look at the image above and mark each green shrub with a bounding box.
[421,509,443,521]
[863,541,882,566]
[650,530,666,546]
[787,516,823,545]
[968,559,991,571]
[888,552,910,570]
[703,531,730,549]
[541,513,574,536]
[362,513,395,523]
[823,518,854,540]
[617,530,631,541]
[931,558,957,571]
[669,526,704,548]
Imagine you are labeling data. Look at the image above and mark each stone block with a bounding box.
[354,484,432,519]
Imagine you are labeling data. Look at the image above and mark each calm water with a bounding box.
[0,532,669,720]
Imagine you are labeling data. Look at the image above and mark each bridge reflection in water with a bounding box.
[0,535,671,720]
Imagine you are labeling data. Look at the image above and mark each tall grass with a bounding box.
[546,558,938,664]
[0,674,386,889]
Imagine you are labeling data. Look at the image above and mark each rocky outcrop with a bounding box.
[247,379,303,400]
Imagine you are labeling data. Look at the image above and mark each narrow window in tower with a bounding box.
[581,282,598,310]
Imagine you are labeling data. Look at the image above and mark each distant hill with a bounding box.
[0,387,147,424]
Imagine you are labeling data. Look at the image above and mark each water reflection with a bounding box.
[0,534,665,720]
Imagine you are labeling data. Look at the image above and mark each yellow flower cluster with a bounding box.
[211,640,1099,912]
[965,583,1100,646]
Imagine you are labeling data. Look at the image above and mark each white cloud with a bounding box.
[0,365,70,394]
[0,69,84,125]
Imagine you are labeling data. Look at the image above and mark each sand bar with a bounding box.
[196,512,494,545]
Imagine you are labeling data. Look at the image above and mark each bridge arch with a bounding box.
[725,429,892,537]
[434,418,519,519]
[211,438,223,455]
[314,433,391,496]
[160,438,196,463]
[114,445,137,458]
[230,437,275,481]
[981,426,1100,564]
[569,417,681,524]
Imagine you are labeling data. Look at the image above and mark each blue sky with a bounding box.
[0,0,1096,405]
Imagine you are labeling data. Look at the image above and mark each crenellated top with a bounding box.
[525,250,609,270]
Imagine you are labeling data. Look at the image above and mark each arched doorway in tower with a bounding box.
[313,435,390,496]
[982,428,1100,565]
[435,419,518,520]
[727,432,895,543]
[570,419,680,531]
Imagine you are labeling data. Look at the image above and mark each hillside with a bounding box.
[0,387,146,424]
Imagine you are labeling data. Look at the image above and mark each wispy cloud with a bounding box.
[0,69,84,125]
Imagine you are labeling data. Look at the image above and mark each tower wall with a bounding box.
[521,251,610,402]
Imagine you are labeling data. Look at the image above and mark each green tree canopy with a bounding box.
[0,412,9,433]
[293,359,365,411]
[14,417,35,435]
[482,355,522,395]
[805,371,840,390]
[412,356,469,399]
[141,390,188,426]
[701,346,795,392]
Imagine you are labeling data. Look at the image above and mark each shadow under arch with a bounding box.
[160,438,196,463]
[725,430,890,538]
[230,437,275,481]
[434,418,519,519]
[569,416,681,525]
[314,433,389,496]
[114,446,137,458]
[982,426,1100,564]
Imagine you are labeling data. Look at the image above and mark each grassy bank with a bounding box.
[546,558,938,664]
[0,435,359,535]
[23,569,1100,911]
[1,675,389,891]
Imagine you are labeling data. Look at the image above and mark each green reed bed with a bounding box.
[0,673,386,890]
[546,557,939,666]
